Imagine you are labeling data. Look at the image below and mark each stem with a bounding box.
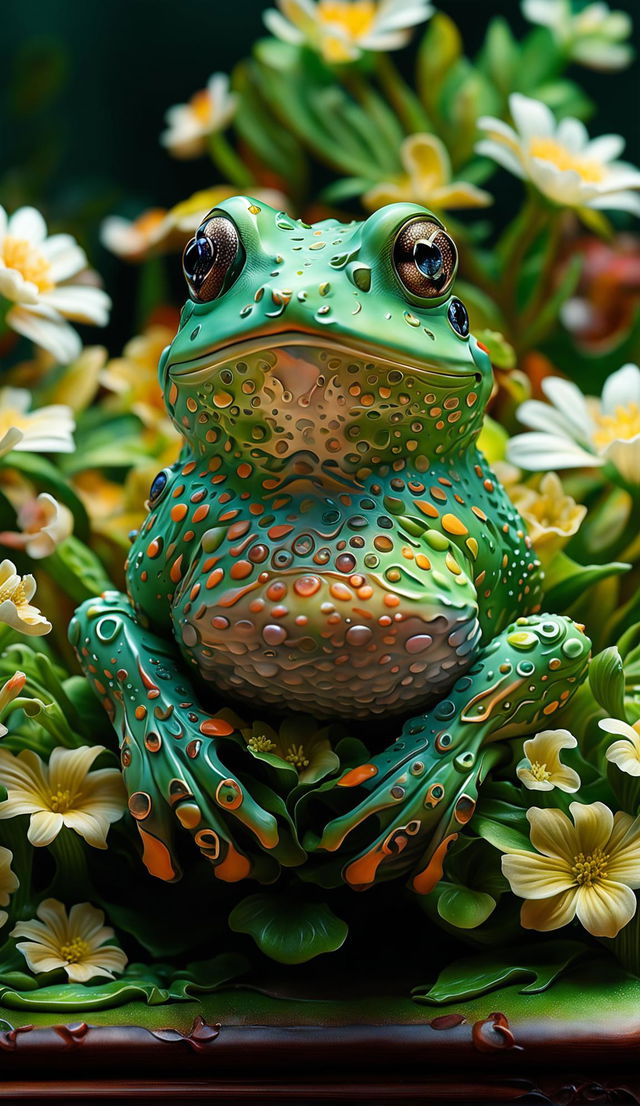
[496,193,551,330]
[47,829,92,901]
[208,132,254,190]
[375,54,431,134]
[518,209,567,340]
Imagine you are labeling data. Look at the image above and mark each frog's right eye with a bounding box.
[393,218,458,300]
[182,213,244,302]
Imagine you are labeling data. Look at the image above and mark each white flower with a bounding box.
[0,847,19,929]
[477,93,640,215]
[0,206,111,362]
[100,208,168,261]
[264,0,433,64]
[522,0,633,71]
[0,387,75,456]
[600,716,640,777]
[0,492,73,559]
[508,364,640,486]
[0,558,51,636]
[0,744,126,848]
[161,73,237,159]
[517,729,581,792]
[11,899,127,983]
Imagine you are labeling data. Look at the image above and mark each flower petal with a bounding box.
[520,888,577,931]
[501,850,575,898]
[575,880,637,937]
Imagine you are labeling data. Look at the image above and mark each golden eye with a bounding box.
[393,218,458,300]
[182,213,243,302]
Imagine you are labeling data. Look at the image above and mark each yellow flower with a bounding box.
[600,717,640,777]
[161,73,237,159]
[516,729,581,792]
[364,134,492,213]
[496,466,586,563]
[264,0,433,64]
[0,558,51,636]
[100,209,168,262]
[502,802,640,938]
[0,205,111,362]
[11,899,127,983]
[0,847,19,929]
[243,716,339,785]
[0,745,126,848]
[0,387,75,457]
[0,670,26,738]
[0,492,73,559]
[477,94,640,214]
[101,325,177,435]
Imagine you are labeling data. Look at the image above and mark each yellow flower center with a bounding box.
[317,0,376,37]
[190,89,214,125]
[593,403,640,450]
[59,937,90,964]
[529,760,551,782]
[529,138,605,183]
[285,743,310,770]
[49,788,77,813]
[247,734,276,754]
[0,575,28,610]
[572,847,608,887]
[2,236,53,293]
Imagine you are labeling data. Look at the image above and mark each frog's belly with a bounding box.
[174,566,480,720]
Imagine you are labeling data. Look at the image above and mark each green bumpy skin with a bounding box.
[70,196,591,893]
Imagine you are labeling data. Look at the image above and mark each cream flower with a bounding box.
[0,492,73,559]
[0,745,126,848]
[0,558,51,636]
[264,0,433,64]
[502,801,640,938]
[100,208,168,262]
[516,729,581,792]
[364,134,492,213]
[161,73,237,159]
[11,899,127,983]
[0,847,19,929]
[508,364,640,486]
[0,671,26,738]
[522,0,633,70]
[0,387,75,457]
[0,206,111,362]
[600,717,640,777]
[477,94,640,215]
[100,325,179,435]
[497,466,586,560]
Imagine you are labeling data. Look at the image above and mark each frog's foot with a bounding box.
[69,591,286,884]
[307,613,590,892]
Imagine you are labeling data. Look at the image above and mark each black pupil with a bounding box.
[448,298,469,337]
[150,471,167,500]
[414,241,443,281]
[183,233,216,291]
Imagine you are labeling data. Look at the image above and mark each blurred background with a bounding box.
[1,0,638,351]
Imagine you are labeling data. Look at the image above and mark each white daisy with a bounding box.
[0,387,75,457]
[508,364,640,486]
[522,0,633,71]
[263,0,433,64]
[477,93,640,215]
[0,206,111,362]
[161,73,237,159]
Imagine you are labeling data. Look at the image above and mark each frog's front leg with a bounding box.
[69,591,285,884]
[309,613,590,892]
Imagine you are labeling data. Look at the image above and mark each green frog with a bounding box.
[70,196,590,893]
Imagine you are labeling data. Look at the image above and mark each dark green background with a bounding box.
[1,0,638,351]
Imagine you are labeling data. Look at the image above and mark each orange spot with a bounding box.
[230,560,252,580]
[192,504,210,523]
[472,506,487,522]
[466,537,479,558]
[268,523,294,540]
[344,848,386,889]
[228,519,250,540]
[412,833,458,895]
[442,513,468,536]
[138,827,178,882]
[215,843,251,883]
[430,487,447,502]
[416,500,439,518]
[543,700,559,715]
[147,539,161,559]
[206,568,224,589]
[330,582,353,602]
[134,705,147,720]
[200,717,235,736]
[384,594,401,608]
[337,763,378,787]
[170,555,183,583]
[237,462,253,479]
[416,554,431,570]
[171,503,188,523]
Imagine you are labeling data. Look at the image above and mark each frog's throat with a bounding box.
[167,332,481,388]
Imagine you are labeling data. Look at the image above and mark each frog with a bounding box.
[70,195,590,893]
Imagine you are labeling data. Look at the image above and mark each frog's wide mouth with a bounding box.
[167,331,481,387]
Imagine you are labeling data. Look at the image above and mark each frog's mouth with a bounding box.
[168,332,482,389]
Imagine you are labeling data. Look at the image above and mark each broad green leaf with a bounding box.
[472,814,531,854]
[44,536,113,604]
[229,892,348,964]
[589,647,626,720]
[416,13,462,114]
[543,552,629,612]
[437,884,497,929]
[412,940,588,1005]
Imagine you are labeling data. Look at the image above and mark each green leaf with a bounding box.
[416,13,462,115]
[479,17,519,97]
[589,646,626,720]
[472,814,531,854]
[44,536,113,604]
[437,884,497,930]
[543,552,629,611]
[229,892,348,964]
[412,941,588,1005]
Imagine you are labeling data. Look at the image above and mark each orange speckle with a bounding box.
[268,523,294,540]
[200,717,235,736]
[230,560,252,580]
[192,504,210,523]
[206,568,224,589]
[471,506,487,522]
[330,582,353,602]
[416,500,439,519]
[182,461,197,476]
[237,462,253,479]
[442,513,468,536]
[147,539,161,559]
[171,503,188,523]
[384,594,401,608]
[416,554,431,570]
[170,555,183,583]
[135,705,147,720]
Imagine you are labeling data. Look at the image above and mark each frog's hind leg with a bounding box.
[307,613,590,892]
[69,591,287,884]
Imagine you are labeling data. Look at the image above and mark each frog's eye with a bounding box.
[182,213,244,302]
[393,218,458,300]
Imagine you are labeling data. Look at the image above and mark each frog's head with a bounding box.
[160,196,492,476]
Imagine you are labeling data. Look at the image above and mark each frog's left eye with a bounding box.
[182,213,244,302]
[393,218,458,300]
